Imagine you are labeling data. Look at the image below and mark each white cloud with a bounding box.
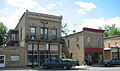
[0,0,61,29]
[0,8,24,29]
[78,9,87,14]
[0,8,8,13]
[75,1,97,14]
[62,19,74,36]
[6,0,59,13]
[46,3,56,10]
[62,19,81,36]
[6,0,39,9]
[0,15,19,29]
[79,16,120,30]
[65,17,120,35]
[5,0,59,14]
[57,2,63,6]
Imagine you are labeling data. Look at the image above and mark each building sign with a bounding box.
[11,56,19,61]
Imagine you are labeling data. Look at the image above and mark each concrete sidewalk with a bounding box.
[91,63,105,67]
[75,65,88,68]
[0,67,37,70]
[0,65,88,70]
[0,64,104,70]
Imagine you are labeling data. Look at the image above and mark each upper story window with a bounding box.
[97,38,101,46]
[115,42,118,47]
[40,27,48,39]
[87,37,91,44]
[30,27,36,36]
[76,37,80,47]
[20,28,22,40]
[11,34,18,41]
[67,39,70,47]
[51,28,57,40]
[76,37,79,44]
[108,43,110,48]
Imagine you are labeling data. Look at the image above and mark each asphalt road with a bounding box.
[0,66,120,71]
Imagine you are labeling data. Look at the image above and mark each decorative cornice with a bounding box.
[28,12,62,20]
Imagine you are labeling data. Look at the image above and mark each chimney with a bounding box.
[73,30,76,34]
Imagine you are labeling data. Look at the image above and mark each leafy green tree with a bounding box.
[0,22,7,45]
[104,24,120,37]
[62,23,69,36]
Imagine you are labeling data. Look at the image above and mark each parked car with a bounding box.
[62,59,79,66]
[104,59,120,67]
[42,59,79,69]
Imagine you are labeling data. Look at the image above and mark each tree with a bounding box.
[62,23,69,36]
[0,22,7,45]
[104,24,120,37]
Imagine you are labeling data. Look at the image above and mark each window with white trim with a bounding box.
[87,37,91,44]
[11,34,18,41]
[40,27,48,39]
[108,43,110,48]
[51,28,57,40]
[30,27,36,36]
[97,38,101,46]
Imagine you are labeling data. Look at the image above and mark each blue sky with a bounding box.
[0,0,120,35]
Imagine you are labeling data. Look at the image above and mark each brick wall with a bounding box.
[0,46,27,67]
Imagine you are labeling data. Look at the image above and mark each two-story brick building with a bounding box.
[0,10,63,67]
[104,35,120,61]
[63,27,104,65]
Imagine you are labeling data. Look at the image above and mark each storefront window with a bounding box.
[28,55,38,64]
[27,50,38,65]
[0,56,4,63]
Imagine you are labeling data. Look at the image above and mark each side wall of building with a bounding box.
[0,46,27,67]
[64,33,85,65]
[15,13,26,47]
[104,37,120,60]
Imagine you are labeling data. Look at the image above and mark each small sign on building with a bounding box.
[10,55,20,61]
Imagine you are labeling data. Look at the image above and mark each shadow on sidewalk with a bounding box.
[89,63,105,67]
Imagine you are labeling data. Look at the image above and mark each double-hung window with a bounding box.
[51,28,57,40]
[87,37,91,44]
[40,27,48,39]
[11,34,18,41]
[108,43,110,48]
[30,27,36,36]
[97,38,101,46]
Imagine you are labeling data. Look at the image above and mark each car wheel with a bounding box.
[63,66,68,69]
[107,63,111,67]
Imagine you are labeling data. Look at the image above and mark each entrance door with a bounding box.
[0,55,5,67]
